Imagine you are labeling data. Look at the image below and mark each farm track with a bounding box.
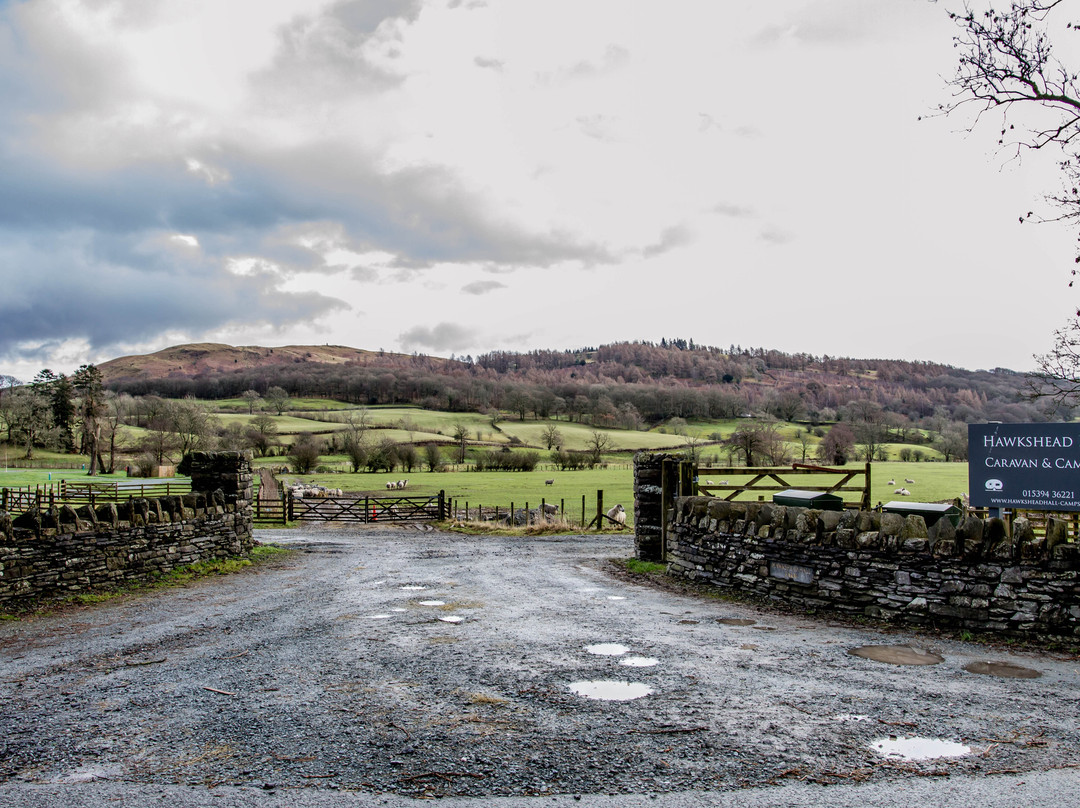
[1,525,1078,807]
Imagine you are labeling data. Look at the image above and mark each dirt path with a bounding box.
[1,526,1078,802]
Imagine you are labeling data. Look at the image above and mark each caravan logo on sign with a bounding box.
[969,423,1080,511]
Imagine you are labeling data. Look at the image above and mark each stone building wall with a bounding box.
[663,495,1080,640]
[0,452,254,606]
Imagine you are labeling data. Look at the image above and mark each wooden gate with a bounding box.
[255,491,447,526]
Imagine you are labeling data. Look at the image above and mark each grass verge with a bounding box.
[0,543,293,621]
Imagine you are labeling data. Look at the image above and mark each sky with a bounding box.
[1,0,1078,382]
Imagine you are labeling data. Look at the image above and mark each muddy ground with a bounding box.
[1,526,1078,805]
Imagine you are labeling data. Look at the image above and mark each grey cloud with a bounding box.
[643,225,694,258]
[250,0,423,104]
[462,280,506,295]
[0,0,615,361]
[712,203,755,218]
[698,113,721,133]
[0,230,346,360]
[541,44,630,84]
[399,322,477,352]
[760,227,794,245]
[347,266,381,283]
[575,114,619,142]
[474,56,504,71]
[751,0,897,46]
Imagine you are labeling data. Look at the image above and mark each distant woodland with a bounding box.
[100,339,1053,429]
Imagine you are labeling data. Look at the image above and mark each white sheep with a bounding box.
[398,479,407,489]
[894,488,904,494]
[386,481,397,490]
[887,479,895,486]
[901,488,911,496]
[606,503,627,527]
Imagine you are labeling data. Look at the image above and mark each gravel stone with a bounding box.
[1,525,1077,806]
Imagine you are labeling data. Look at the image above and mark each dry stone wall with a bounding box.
[0,452,254,606]
[663,495,1080,640]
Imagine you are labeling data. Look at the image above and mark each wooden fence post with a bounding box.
[862,462,872,511]
[438,490,445,520]
[596,489,604,531]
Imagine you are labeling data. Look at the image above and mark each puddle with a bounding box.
[400,585,427,591]
[586,643,629,656]
[717,618,756,626]
[606,596,627,601]
[963,661,1042,679]
[366,614,392,619]
[750,626,776,631]
[418,600,446,606]
[848,645,944,666]
[619,656,659,667]
[870,736,971,761]
[437,615,465,623]
[834,714,871,722]
[568,680,653,701]
[390,608,407,613]
[371,580,386,586]
[678,619,699,625]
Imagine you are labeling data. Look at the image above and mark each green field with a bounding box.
[279,467,635,524]
[1,396,974,522]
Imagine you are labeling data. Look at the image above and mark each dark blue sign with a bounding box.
[968,423,1080,511]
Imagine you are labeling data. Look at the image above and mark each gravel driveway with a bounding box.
[1,525,1078,806]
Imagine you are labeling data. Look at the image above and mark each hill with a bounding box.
[96,339,1050,428]
[99,343,398,386]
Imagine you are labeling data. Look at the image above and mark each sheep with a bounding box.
[386,481,397,490]
[894,488,904,495]
[901,488,911,496]
[398,479,407,489]
[545,479,555,485]
[905,478,915,484]
[606,503,627,527]
[706,479,715,485]
[887,479,895,486]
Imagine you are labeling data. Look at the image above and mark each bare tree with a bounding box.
[7,388,53,459]
[541,423,563,450]
[264,386,290,416]
[424,442,445,472]
[241,389,262,414]
[940,1,1080,403]
[586,430,612,466]
[342,409,370,472]
[452,422,470,464]
[170,397,218,458]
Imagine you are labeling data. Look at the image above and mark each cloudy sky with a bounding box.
[1,0,1077,381]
